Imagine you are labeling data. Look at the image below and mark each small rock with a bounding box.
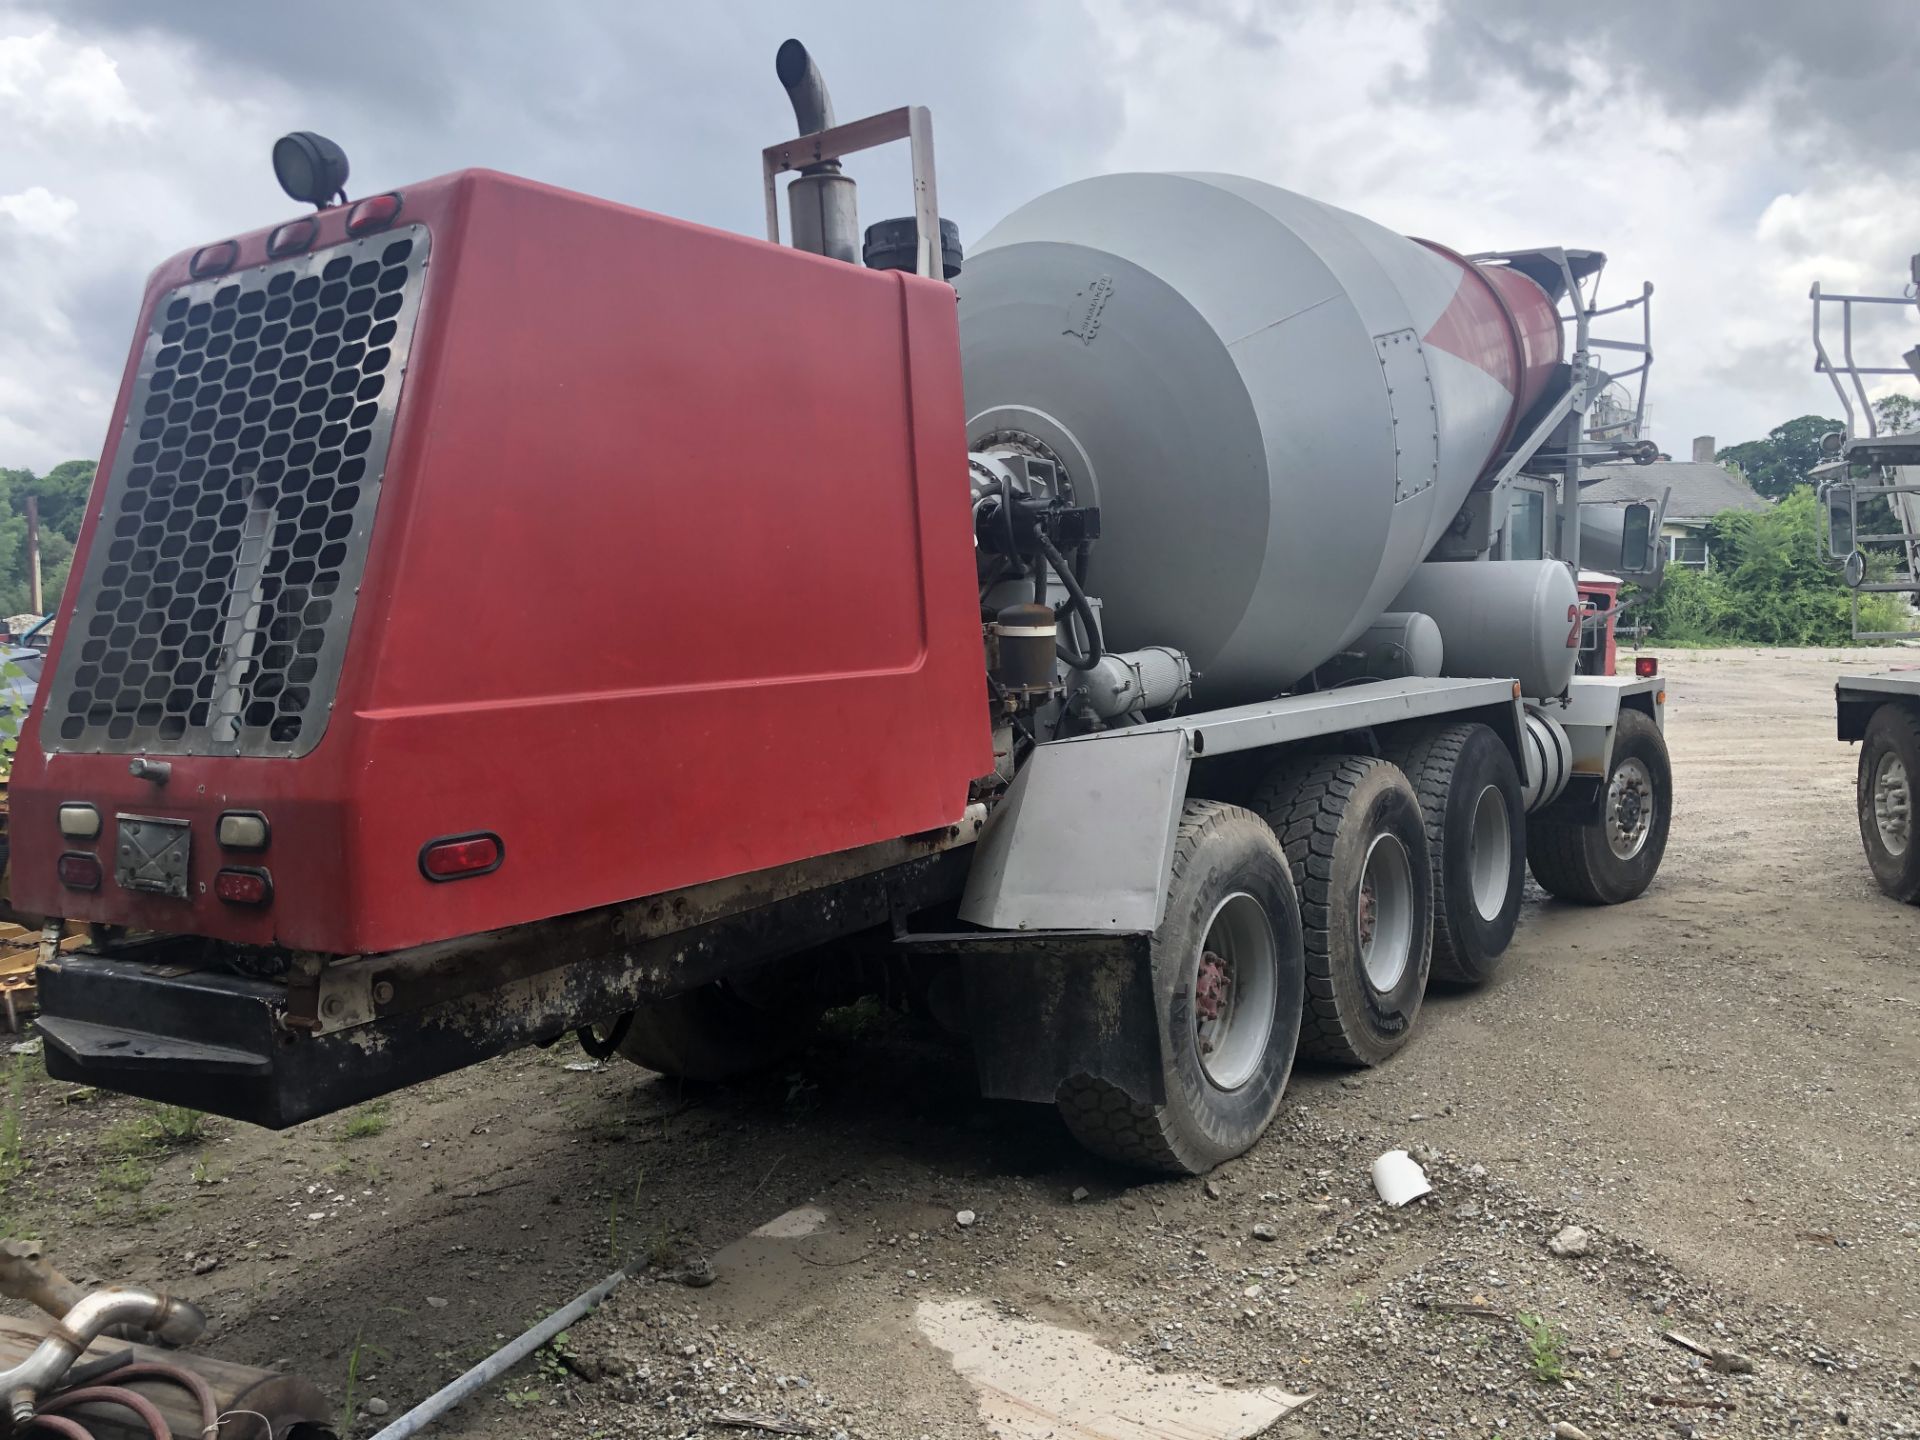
[1709,1348,1755,1375]
[1547,1225,1591,1258]
[1203,1179,1223,1200]
[1551,1424,1592,1440]
[954,1210,976,1228]
[1252,1222,1278,1242]
[1408,1112,1428,1122]
[426,1296,449,1308]
[1468,1163,1487,1179]
[1071,1186,1090,1203]
[364,1399,389,1417]
[191,1254,219,1275]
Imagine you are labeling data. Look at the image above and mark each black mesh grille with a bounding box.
[46,225,429,758]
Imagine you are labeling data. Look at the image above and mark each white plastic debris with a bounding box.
[1370,1149,1433,1207]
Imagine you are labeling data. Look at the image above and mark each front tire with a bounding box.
[1253,756,1433,1066]
[1385,723,1526,986]
[1858,702,1920,903]
[1056,801,1305,1175]
[1527,707,1671,905]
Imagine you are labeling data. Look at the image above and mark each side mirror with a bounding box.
[1620,501,1652,575]
[1825,483,1855,559]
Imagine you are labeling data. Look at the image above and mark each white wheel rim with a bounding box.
[1874,752,1911,856]
[1357,833,1415,992]
[1467,784,1511,922]
[1605,757,1655,861]
[1191,892,1278,1091]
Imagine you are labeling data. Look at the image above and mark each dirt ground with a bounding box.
[4,646,1917,1439]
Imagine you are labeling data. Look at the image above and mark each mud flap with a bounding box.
[902,930,1162,1107]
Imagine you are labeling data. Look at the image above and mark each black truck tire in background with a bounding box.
[1252,755,1433,1066]
[1056,800,1305,1175]
[1857,702,1920,903]
[615,980,819,1081]
[1527,707,1671,906]
[1384,723,1526,986]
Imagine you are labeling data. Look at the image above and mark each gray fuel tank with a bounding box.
[956,173,1557,702]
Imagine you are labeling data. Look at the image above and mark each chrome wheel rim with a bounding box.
[1874,752,1911,856]
[1605,757,1655,861]
[1467,784,1512,922]
[1357,833,1415,992]
[1191,892,1278,1091]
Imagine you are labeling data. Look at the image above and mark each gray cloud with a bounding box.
[1410,0,1920,165]
[28,0,1125,250]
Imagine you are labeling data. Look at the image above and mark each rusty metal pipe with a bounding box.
[3,1291,205,1424]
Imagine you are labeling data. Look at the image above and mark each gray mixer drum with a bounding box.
[956,172,1560,702]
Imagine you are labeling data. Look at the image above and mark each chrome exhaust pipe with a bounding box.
[3,1286,206,1422]
[775,39,859,263]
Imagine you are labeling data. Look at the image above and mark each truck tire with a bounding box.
[1858,702,1920,903]
[1056,800,1304,1175]
[1384,723,1526,986]
[1526,706,1670,905]
[615,981,818,1082]
[1251,756,1433,1066]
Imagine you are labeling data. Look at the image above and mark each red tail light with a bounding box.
[214,867,273,906]
[420,832,503,882]
[57,853,102,891]
[1635,657,1659,678]
[346,192,403,235]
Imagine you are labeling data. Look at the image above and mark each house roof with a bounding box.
[1582,460,1772,523]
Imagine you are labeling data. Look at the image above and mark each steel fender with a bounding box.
[960,729,1193,933]
[1538,674,1662,780]
[1837,674,1920,741]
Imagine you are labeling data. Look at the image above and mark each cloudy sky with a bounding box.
[3,0,1917,474]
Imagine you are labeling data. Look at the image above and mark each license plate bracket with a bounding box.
[115,814,191,899]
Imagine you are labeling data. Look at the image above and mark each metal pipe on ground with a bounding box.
[367,1266,633,1440]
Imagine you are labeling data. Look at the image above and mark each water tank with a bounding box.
[956,172,1562,702]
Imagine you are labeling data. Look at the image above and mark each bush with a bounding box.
[1633,488,1908,645]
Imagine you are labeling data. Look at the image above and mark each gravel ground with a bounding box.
[4,645,1917,1438]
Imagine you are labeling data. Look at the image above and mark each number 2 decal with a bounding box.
[1566,603,1582,649]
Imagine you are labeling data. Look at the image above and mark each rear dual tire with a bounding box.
[1385,723,1527,986]
[1252,756,1433,1066]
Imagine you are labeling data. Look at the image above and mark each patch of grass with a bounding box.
[818,994,890,1041]
[102,1103,210,1158]
[189,1158,225,1186]
[338,1333,390,1433]
[502,1388,541,1409]
[0,1055,28,1184]
[339,1100,390,1140]
[1517,1312,1569,1384]
[99,1157,152,1193]
[147,1103,208,1145]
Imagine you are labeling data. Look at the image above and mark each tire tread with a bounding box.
[1248,754,1392,1063]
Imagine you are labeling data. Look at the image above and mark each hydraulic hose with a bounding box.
[1036,534,1104,671]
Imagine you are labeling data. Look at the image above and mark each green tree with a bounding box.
[0,459,96,617]
[1637,488,1906,645]
[1872,393,1919,435]
[1716,415,1842,500]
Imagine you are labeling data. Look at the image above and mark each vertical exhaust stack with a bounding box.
[776,39,859,263]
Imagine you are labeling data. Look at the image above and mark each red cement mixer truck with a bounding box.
[12,43,1671,1172]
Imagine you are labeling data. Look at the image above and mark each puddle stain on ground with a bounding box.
[915,1297,1311,1440]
